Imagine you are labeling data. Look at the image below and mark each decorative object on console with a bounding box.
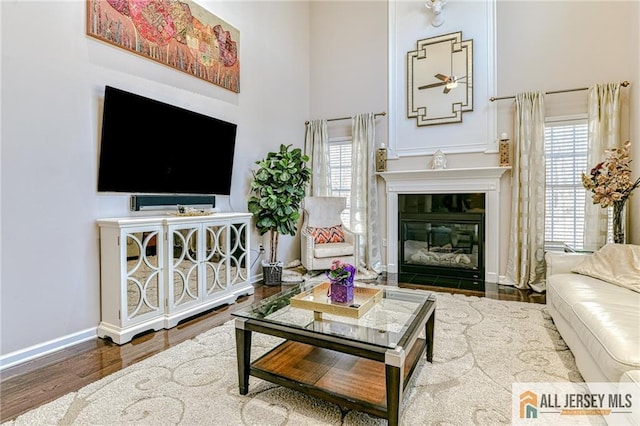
[326,260,356,304]
[175,205,217,216]
[424,0,448,27]
[376,143,387,172]
[407,31,473,126]
[248,144,311,285]
[499,133,510,167]
[87,0,240,92]
[431,149,447,169]
[581,141,640,244]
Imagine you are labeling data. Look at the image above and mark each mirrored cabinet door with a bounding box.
[169,226,201,310]
[204,224,228,298]
[125,231,162,321]
[228,221,249,287]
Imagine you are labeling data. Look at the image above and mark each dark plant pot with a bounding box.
[262,262,283,286]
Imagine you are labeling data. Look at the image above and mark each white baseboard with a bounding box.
[2,274,259,371]
[0,327,97,371]
[498,275,513,286]
[251,272,263,285]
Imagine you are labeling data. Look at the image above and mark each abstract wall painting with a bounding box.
[87,0,240,93]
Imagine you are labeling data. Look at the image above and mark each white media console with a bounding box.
[97,213,254,344]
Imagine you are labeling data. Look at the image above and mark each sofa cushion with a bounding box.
[307,225,345,244]
[313,242,354,258]
[547,274,640,381]
[571,243,640,293]
[572,302,640,370]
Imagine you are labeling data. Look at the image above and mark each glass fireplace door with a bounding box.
[399,212,485,290]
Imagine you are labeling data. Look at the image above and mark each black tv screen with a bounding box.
[97,86,237,195]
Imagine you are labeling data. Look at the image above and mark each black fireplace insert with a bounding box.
[398,194,485,290]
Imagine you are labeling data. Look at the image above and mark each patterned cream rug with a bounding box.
[279,260,381,284]
[5,292,598,426]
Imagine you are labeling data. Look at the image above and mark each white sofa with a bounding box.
[546,250,640,384]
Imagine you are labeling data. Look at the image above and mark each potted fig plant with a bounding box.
[248,144,311,285]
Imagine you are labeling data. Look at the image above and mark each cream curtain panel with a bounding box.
[351,113,382,274]
[304,119,331,196]
[583,82,623,250]
[506,92,546,292]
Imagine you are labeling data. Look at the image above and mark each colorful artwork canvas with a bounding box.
[87,0,240,93]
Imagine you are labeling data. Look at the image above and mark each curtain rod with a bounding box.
[305,111,386,125]
[489,80,630,102]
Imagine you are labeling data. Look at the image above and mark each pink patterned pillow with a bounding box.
[307,225,345,244]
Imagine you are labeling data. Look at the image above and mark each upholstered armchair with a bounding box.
[301,196,357,272]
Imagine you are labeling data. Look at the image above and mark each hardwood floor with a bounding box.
[0,276,545,422]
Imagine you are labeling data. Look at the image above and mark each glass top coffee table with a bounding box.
[232,282,436,426]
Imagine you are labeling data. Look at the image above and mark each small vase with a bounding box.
[612,201,626,244]
[329,279,354,304]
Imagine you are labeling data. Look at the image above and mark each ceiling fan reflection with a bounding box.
[418,74,467,94]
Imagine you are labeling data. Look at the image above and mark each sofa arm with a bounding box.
[545,251,592,276]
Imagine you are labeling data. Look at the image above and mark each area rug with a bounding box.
[5,292,595,425]
[279,260,381,284]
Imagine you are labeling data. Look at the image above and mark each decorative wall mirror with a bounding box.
[407,31,473,126]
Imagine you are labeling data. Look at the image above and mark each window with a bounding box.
[544,117,588,250]
[328,137,352,227]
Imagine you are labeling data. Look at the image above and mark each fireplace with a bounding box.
[398,194,485,290]
[379,167,510,287]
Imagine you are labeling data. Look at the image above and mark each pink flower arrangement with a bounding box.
[581,141,640,208]
[326,260,356,285]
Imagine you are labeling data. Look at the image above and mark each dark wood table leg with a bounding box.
[426,309,435,362]
[235,325,252,395]
[385,363,401,426]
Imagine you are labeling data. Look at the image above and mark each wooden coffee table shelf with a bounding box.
[233,284,436,425]
[251,338,426,414]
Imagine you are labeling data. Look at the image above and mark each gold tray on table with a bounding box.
[290,282,382,319]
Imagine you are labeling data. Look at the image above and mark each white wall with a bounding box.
[308,1,388,139]
[495,0,637,248]
[309,0,638,274]
[390,0,495,156]
[0,1,310,360]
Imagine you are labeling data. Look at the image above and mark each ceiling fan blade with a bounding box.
[418,81,447,90]
[435,73,449,81]
[443,86,451,94]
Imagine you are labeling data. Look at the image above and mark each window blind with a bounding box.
[328,138,352,227]
[544,119,588,250]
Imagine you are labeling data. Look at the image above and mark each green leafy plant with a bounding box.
[248,144,311,263]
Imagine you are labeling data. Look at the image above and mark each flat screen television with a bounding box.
[97,86,237,195]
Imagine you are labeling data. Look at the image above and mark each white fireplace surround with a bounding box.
[379,167,510,284]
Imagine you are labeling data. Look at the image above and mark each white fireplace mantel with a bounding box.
[379,167,510,283]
